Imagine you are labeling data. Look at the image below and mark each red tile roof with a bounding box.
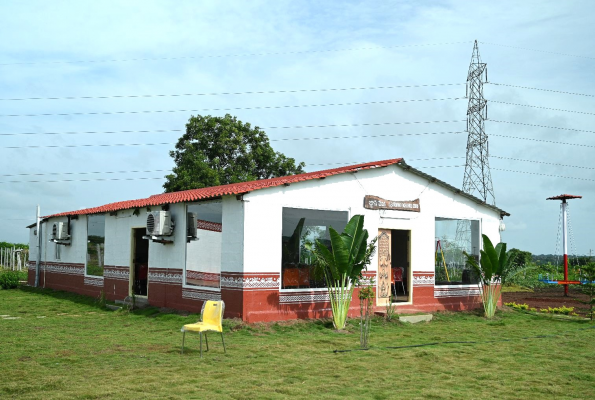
[46,158,403,218]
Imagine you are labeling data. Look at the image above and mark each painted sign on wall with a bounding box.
[364,195,421,212]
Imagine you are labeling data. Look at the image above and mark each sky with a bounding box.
[0,0,593,255]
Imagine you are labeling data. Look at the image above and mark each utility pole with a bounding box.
[455,40,495,258]
[35,205,41,287]
[547,194,582,296]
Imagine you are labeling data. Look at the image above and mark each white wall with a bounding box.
[221,196,244,273]
[241,165,503,276]
[32,216,88,266]
[187,229,222,273]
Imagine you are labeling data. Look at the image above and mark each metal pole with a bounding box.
[35,205,41,287]
[562,200,568,296]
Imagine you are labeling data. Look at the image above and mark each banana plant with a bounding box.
[464,234,512,318]
[307,215,377,330]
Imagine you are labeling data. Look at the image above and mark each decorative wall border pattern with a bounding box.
[41,263,85,276]
[434,286,481,298]
[220,273,280,290]
[279,293,330,304]
[412,273,435,286]
[148,269,183,285]
[357,271,376,287]
[104,266,130,281]
[182,289,222,301]
[84,277,104,287]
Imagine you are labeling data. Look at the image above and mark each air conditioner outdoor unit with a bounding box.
[146,211,173,236]
[187,212,197,239]
[52,222,70,240]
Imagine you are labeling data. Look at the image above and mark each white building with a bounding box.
[27,158,508,322]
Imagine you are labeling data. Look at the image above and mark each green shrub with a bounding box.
[0,270,22,289]
[504,302,529,310]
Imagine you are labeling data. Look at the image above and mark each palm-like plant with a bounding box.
[307,215,376,330]
[464,234,512,319]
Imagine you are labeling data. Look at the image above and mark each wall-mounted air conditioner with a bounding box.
[187,212,197,241]
[146,211,173,236]
[52,222,70,241]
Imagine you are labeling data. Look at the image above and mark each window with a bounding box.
[281,208,348,289]
[86,214,105,277]
[435,218,480,285]
[55,242,61,261]
[185,202,222,288]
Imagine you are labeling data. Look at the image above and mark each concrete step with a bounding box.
[399,314,433,324]
[115,296,150,309]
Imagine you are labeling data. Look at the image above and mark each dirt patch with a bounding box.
[502,287,591,316]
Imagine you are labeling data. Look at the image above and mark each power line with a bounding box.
[0,83,464,102]
[8,155,592,178]
[490,82,595,98]
[0,177,165,184]
[490,133,595,148]
[3,142,173,149]
[1,130,467,149]
[491,156,595,170]
[0,120,466,137]
[0,41,472,66]
[489,100,595,116]
[4,130,595,149]
[0,169,171,177]
[490,119,595,134]
[492,168,595,182]
[0,165,466,184]
[479,42,595,61]
[0,97,462,118]
[5,163,595,185]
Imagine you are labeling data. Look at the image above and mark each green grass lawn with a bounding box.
[1,287,594,399]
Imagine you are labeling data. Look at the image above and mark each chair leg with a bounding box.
[205,332,209,351]
[221,332,226,353]
[181,331,185,354]
[199,332,203,358]
[401,281,406,296]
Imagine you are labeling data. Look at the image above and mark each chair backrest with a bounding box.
[283,268,299,288]
[201,300,224,328]
[393,267,404,282]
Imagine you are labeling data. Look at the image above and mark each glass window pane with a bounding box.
[185,202,222,288]
[435,218,480,285]
[281,208,348,289]
[87,214,105,277]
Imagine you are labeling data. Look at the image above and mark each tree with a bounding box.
[464,235,514,319]
[164,114,305,192]
[307,215,377,330]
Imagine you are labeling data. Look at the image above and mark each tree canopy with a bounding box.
[163,114,305,193]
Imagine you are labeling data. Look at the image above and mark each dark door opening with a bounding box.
[391,230,410,303]
[132,228,149,296]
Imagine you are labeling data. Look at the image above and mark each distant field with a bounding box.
[1,287,594,399]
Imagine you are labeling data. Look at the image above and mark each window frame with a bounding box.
[434,216,482,287]
[85,214,106,278]
[182,201,223,291]
[279,206,350,292]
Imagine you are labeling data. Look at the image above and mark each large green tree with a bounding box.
[163,114,305,192]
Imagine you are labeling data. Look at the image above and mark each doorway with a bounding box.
[390,230,410,303]
[131,228,149,297]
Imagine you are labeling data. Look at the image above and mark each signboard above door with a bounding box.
[364,195,420,212]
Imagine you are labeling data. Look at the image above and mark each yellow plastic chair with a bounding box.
[181,300,226,357]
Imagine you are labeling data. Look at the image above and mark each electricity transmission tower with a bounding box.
[454,40,495,260]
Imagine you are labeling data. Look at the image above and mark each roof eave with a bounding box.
[396,160,510,218]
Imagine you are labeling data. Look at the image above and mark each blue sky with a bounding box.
[0,0,593,255]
